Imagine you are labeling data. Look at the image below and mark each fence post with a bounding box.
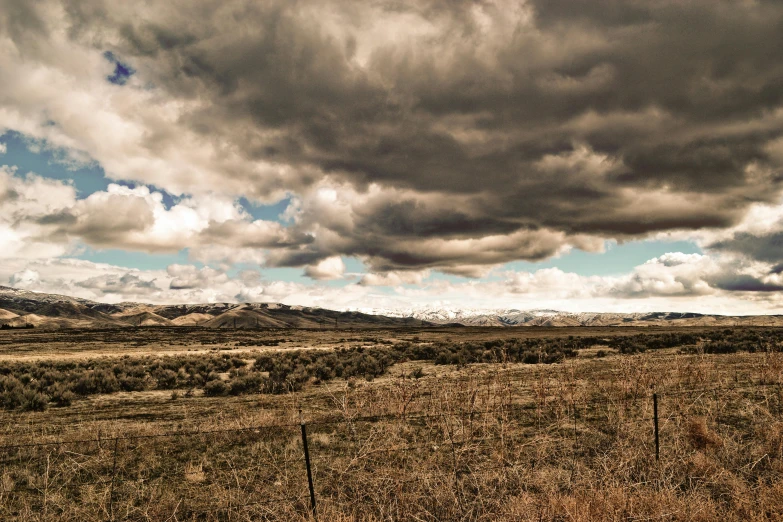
[653,393,660,461]
[109,437,119,521]
[300,410,317,520]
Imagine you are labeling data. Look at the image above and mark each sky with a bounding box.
[1,0,783,314]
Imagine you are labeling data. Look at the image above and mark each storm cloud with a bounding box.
[1,0,783,277]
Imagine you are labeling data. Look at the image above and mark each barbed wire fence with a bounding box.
[0,379,780,520]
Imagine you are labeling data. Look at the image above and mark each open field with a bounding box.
[0,325,766,360]
[0,326,782,520]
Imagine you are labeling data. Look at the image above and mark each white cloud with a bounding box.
[167,264,229,290]
[304,256,345,280]
[188,245,267,266]
[0,257,377,307]
[0,169,311,270]
[76,273,159,295]
[0,167,77,259]
[9,268,40,288]
[360,270,430,287]
[4,166,783,313]
[1,251,783,315]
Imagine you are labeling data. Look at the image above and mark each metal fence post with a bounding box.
[653,393,660,461]
[300,410,317,520]
[109,437,119,521]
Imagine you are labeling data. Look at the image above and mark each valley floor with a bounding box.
[0,327,781,521]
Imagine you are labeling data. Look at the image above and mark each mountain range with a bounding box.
[1,286,782,330]
[353,306,783,328]
[0,286,428,330]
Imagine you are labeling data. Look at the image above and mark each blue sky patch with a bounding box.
[0,131,109,195]
[73,247,194,271]
[239,196,291,223]
[104,51,136,85]
[0,131,179,209]
[504,239,702,277]
[343,257,365,274]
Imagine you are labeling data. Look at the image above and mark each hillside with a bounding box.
[2,286,783,330]
[0,286,431,330]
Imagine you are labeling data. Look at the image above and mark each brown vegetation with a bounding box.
[686,417,724,451]
[0,327,780,520]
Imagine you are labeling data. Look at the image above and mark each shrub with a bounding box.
[154,369,178,388]
[21,389,48,412]
[702,341,738,354]
[50,383,75,407]
[0,377,25,410]
[204,379,228,396]
[228,374,263,395]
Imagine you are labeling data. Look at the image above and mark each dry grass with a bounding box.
[686,417,724,451]
[0,329,781,520]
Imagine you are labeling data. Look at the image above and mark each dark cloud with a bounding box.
[198,220,314,249]
[354,199,521,239]
[36,210,77,226]
[4,0,783,274]
[711,275,783,293]
[709,232,783,265]
[0,188,20,203]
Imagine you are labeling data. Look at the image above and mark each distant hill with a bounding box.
[1,286,782,330]
[0,286,431,330]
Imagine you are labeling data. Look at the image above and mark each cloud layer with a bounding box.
[4,251,783,315]
[1,0,783,307]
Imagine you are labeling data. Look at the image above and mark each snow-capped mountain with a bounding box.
[353,307,581,326]
[349,306,780,327]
